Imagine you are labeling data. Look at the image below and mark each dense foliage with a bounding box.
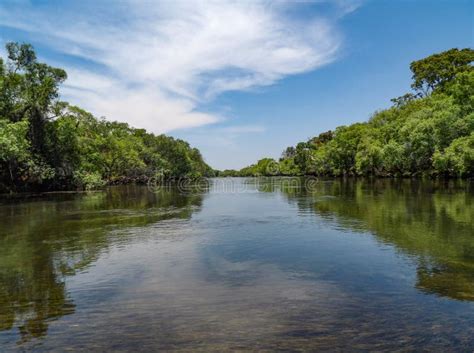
[224,48,474,178]
[0,43,214,192]
[2,44,473,191]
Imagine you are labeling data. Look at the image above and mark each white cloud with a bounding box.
[0,0,351,133]
[176,124,266,153]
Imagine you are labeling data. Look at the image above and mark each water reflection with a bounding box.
[1,180,473,351]
[267,178,474,301]
[0,186,204,343]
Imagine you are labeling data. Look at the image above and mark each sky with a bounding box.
[0,0,472,170]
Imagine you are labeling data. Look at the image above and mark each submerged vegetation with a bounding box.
[224,48,474,178]
[0,43,214,193]
[0,186,203,341]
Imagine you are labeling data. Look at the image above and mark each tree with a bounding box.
[294,142,312,174]
[0,120,30,186]
[390,93,420,108]
[448,70,474,115]
[279,157,300,176]
[280,146,296,161]
[433,133,474,177]
[410,48,474,95]
[308,130,333,147]
[238,49,473,178]
[327,124,366,176]
[4,43,66,154]
[355,138,383,175]
[0,43,213,192]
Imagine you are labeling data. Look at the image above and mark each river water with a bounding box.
[1,178,473,351]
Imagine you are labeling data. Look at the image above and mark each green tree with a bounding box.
[410,48,474,95]
[433,133,474,177]
[0,120,30,187]
[0,43,213,192]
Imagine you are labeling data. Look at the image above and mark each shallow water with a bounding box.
[1,178,473,352]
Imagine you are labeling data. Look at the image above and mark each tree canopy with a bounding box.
[220,48,474,178]
[410,48,474,95]
[0,43,214,193]
[2,44,473,192]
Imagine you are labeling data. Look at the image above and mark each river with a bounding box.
[1,178,473,351]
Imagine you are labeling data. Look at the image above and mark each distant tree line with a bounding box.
[2,44,473,193]
[0,43,215,193]
[219,48,474,178]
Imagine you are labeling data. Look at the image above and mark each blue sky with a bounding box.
[0,0,472,169]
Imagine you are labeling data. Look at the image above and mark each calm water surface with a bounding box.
[1,178,473,352]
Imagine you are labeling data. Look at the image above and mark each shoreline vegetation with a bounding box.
[0,43,215,193]
[1,43,473,194]
[219,48,474,179]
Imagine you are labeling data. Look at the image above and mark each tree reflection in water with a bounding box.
[265,178,474,301]
[0,185,204,343]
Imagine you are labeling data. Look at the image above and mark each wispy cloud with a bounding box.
[182,123,266,150]
[0,0,353,133]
